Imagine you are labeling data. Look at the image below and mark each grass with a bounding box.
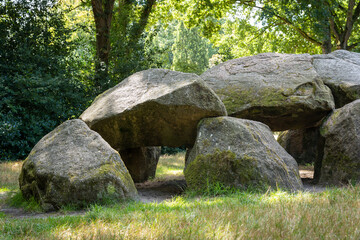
[0,153,360,239]
[0,161,22,192]
[153,153,185,180]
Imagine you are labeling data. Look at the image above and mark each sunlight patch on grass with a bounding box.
[0,186,360,239]
[155,153,185,179]
[1,155,360,239]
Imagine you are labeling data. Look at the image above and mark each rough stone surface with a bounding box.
[201,53,335,131]
[80,69,227,150]
[278,127,323,165]
[19,120,138,210]
[185,117,303,191]
[313,50,360,108]
[318,99,360,185]
[119,147,161,183]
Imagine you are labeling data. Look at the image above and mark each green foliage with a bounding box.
[258,0,360,52]
[210,18,321,61]
[0,0,90,160]
[160,146,186,155]
[144,22,177,69]
[171,22,211,74]
[160,0,360,54]
[109,0,157,84]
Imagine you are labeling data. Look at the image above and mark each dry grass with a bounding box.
[0,161,22,192]
[1,154,360,239]
[1,187,359,239]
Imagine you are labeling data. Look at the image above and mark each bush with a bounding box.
[0,0,91,160]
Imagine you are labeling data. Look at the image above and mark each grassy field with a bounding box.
[0,153,360,239]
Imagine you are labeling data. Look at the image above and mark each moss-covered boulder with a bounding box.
[318,99,360,185]
[80,69,227,150]
[19,120,138,211]
[313,50,360,108]
[119,147,161,183]
[185,117,303,191]
[201,53,334,131]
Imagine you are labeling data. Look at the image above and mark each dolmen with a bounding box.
[19,50,360,210]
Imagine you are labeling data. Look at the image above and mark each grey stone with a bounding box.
[185,117,303,191]
[277,127,323,165]
[318,99,360,185]
[119,147,161,183]
[278,128,325,182]
[313,50,360,108]
[201,53,335,131]
[19,119,138,210]
[80,69,227,150]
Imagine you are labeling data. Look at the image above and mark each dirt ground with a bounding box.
[0,168,324,219]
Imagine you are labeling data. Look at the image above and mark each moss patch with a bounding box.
[185,150,265,191]
[321,153,360,184]
[218,86,293,115]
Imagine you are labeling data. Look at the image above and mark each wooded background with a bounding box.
[1,0,360,160]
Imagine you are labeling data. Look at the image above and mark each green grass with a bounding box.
[154,153,185,180]
[0,154,360,239]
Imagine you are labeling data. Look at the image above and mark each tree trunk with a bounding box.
[321,22,332,54]
[91,0,115,91]
[322,39,332,54]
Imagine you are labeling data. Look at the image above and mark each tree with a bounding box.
[90,0,115,90]
[171,22,211,74]
[209,18,322,62]
[143,22,177,69]
[110,0,156,82]
[0,0,88,160]
[166,0,360,54]
[256,0,360,53]
[88,0,157,89]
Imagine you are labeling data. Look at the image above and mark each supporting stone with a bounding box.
[119,147,161,183]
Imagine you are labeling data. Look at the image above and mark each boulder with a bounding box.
[318,99,360,185]
[80,69,227,150]
[19,119,138,210]
[277,128,323,165]
[119,147,161,183]
[185,117,303,191]
[313,50,360,108]
[201,53,335,131]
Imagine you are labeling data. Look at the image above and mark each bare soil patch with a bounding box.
[136,176,186,203]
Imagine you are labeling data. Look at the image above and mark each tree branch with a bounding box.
[130,0,156,44]
[324,0,341,43]
[243,3,322,46]
[341,0,355,49]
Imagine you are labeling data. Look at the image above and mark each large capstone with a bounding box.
[185,117,303,191]
[313,50,360,108]
[119,147,161,183]
[19,119,138,210]
[80,69,227,150]
[318,99,360,185]
[201,53,335,131]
